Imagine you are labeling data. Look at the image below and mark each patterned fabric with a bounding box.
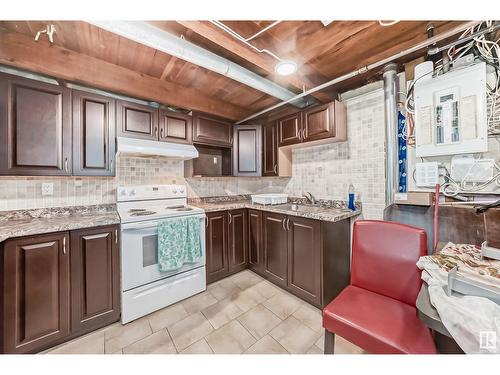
[158,217,202,272]
[397,111,407,193]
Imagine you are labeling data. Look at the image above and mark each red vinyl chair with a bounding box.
[322,220,437,354]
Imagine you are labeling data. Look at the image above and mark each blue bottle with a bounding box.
[348,183,356,211]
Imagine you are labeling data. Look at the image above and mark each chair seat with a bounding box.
[323,285,436,354]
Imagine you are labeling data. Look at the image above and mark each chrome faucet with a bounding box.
[303,192,317,204]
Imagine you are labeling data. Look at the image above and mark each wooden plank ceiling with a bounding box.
[0,20,466,121]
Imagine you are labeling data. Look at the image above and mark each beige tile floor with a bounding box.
[46,270,366,355]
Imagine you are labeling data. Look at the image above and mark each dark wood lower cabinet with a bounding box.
[206,209,249,284]
[206,211,228,284]
[1,232,71,354]
[287,217,321,306]
[227,209,248,273]
[247,209,263,274]
[70,225,120,333]
[262,212,288,288]
[0,225,120,354]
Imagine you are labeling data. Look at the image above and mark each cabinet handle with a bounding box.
[110,159,114,171]
[205,216,208,227]
[273,164,277,174]
[64,157,68,173]
[302,129,306,141]
[160,127,164,138]
[154,127,158,137]
[115,229,118,244]
[63,237,67,255]
[282,218,286,231]
[228,212,232,224]
[286,217,290,231]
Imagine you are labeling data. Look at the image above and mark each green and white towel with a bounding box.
[158,216,202,272]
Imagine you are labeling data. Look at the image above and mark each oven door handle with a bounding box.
[121,222,159,231]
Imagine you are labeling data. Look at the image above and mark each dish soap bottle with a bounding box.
[348,183,356,211]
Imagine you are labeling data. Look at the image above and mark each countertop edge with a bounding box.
[191,202,361,222]
[0,214,121,243]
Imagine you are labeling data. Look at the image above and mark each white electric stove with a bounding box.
[117,185,206,324]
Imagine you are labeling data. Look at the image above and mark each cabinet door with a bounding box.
[303,102,334,142]
[233,125,261,176]
[287,217,321,306]
[70,225,120,334]
[278,112,302,147]
[262,123,278,176]
[117,100,158,140]
[206,211,228,284]
[2,233,70,353]
[72,90,116,176]
[262,212,288,287]
[159,109,192,144]
[192,112,232,147]
[0,73,72,176]
[227,209,248,273]
[248,209,263,274]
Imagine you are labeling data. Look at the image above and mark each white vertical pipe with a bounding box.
[383,63,399,206]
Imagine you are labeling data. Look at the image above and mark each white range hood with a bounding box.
[116,137,199,160]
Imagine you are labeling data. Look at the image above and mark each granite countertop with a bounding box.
[190,199,361,223]
[0,205,120,243]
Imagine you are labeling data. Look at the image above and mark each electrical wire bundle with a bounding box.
[404,21,500,142]
[440,158,500,197]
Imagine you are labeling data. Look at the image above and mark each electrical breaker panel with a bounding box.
[414,62,488,157]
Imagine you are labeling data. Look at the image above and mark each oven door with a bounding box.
[120,214,206,291]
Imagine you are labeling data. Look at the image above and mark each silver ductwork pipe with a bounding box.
[87,21,308,107]
[382,63,399,206]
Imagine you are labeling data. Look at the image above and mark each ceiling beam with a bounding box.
[175,21,333,103]
[0,28,249,120]
[87,21,308,107]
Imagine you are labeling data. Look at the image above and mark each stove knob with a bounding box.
[179,187,185,194]
[173,188,178,194]
[130,189,136,196]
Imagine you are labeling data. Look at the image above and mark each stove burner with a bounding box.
[129,210,157,216]
[176,207,194,211]
[166,205,194,212]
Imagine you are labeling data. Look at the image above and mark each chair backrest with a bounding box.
[351,220,427,307]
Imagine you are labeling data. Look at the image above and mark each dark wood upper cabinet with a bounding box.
[193,112,232,147]
[248,209,263,274]
[70,225,120,334]
[117,100,158,141]
[303,101,346,143]
[277,111,302,147]
[2,232,70,354]
[0,73,72,176]
[287,217,322,306]
[159,109,192,144]
[232,125,261,176]
[206,211,229,284]
[262,212,288,287]
[262,122,278,176]
[303,102,335,142]
[72,90,116,176]
[227,209,248,273]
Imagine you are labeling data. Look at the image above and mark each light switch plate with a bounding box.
[41,183,54,196]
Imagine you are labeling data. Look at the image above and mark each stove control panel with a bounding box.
[117,185,187,201]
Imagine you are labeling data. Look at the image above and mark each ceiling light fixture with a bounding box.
[275,60,297,76]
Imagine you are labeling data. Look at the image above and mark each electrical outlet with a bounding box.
[41,183,54,196]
